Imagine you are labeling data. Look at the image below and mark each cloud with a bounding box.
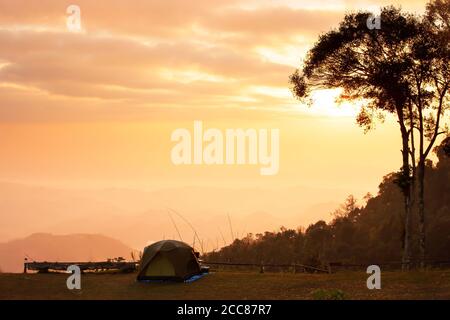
[0,0,428,122]
[0,27,294,113]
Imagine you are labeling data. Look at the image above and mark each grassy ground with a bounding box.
[0,270,449,300]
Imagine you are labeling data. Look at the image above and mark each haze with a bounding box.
[0,0,428,250]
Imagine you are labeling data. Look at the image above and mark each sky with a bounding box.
[0,0,433,242]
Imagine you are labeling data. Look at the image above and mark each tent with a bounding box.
[137,240,202,282]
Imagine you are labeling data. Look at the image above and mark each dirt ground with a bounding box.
[1,270,449,300]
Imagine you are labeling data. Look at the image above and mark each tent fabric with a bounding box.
[138,272,208,284]
[184,272,208,283]
[137,240,201,281]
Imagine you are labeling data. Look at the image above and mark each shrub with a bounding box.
[312,289,347,300]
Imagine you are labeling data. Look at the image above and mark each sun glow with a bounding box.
[304,89,360,117]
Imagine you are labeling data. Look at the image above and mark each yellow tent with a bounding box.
[137,240,201,281]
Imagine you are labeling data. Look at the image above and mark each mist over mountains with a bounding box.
[0,182,346,250]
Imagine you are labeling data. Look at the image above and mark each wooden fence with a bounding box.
[203,261,330,274]
[24,261,138,273]
[23,259,450,274]
[203,259,450,273]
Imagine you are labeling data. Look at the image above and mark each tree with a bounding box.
[332,195,360,221]
[289,7,420,268]
[407,0,449,267]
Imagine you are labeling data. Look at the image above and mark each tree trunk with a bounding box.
[402,193,412,271]
[418,160,426,269]
[400,125,412,271]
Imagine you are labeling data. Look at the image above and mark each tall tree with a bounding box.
[408,0,449,267]
[289,7,421,268]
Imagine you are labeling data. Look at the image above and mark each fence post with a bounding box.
[259,261,264,273]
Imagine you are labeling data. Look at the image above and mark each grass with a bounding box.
[0,270,449,300]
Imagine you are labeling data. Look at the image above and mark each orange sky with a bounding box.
[0,0,433,243]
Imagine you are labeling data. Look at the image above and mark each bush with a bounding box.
[312,289,347,300]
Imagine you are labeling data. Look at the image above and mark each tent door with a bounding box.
[144,253,176,277]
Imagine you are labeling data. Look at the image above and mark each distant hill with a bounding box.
[0,233,135,273]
